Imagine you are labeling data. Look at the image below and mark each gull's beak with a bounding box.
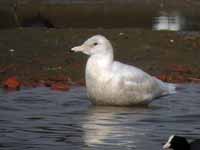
[71,44,87,52]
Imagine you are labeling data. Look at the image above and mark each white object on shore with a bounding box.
[71,35,176,106]
[9,49,15,52]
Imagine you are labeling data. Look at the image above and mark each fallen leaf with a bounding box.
[3,76,21,90]
[167,64,192,73]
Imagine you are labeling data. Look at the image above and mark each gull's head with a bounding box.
[71,35,113,56]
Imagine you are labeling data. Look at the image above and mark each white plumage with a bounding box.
[71,35,176,106]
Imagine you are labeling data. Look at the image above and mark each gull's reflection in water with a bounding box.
[82,106,148,149]
[153,11,185,31]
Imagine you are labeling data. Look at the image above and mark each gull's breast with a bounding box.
[85,63,123,105]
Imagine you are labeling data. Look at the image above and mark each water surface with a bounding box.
[10,0,200,30]
[0,85,200,150]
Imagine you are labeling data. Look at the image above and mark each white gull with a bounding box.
[71,35,176,106]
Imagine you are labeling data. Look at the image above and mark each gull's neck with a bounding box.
[88,51,114,69]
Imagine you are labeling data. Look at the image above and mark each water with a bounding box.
[13,0,200,31]
[0,85,200,150]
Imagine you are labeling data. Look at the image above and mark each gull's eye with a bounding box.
[93,42,98,46]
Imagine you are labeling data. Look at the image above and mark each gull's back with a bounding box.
[111,61,169,103]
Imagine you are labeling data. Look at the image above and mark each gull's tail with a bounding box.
[165,83,176,94]
[154,77,176,95]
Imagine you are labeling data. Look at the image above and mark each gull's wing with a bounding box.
[112,61,166,99]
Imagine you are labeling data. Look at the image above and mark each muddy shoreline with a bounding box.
[0,28,200,89]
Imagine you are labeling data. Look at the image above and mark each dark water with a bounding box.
[9,0,200,31]
[0,85,200,150]
[51,1,200,31]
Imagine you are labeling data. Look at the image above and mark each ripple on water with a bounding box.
[0,84,200,150]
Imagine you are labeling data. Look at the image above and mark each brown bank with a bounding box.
[0,28,200,90]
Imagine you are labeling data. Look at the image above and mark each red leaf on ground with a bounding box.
[3,76,21,90]
[156,74,187,83]
[167,64,192,73]
[51,82,70,91]
[156,74,168,81]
